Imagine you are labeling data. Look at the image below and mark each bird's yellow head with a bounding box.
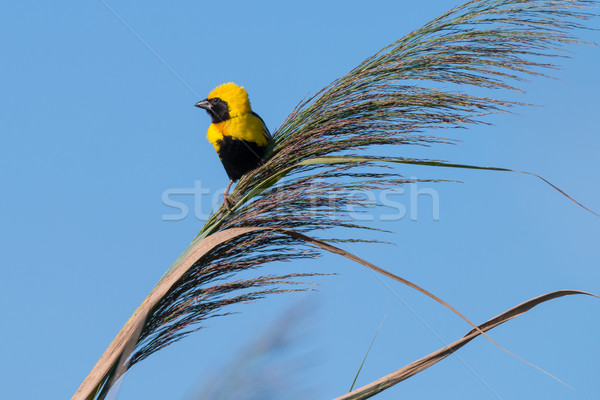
[208,83,251,116]
[195,82,251,123]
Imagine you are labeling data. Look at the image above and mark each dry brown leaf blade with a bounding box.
[74,229,599,400]
[75,226,593,400]
[333,290,599,400]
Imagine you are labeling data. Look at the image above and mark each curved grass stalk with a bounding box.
[74,1,598,398]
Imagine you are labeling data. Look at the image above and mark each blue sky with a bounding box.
[1,1,599,399]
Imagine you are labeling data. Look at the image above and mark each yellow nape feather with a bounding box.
[208,82,251,117]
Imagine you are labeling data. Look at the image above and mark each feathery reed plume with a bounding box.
[74,1,597,399]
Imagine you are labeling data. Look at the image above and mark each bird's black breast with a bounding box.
[216,135,267,181]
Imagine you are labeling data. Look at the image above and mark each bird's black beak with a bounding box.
[194,99,211,110]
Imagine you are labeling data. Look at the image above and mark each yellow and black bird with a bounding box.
[195,82,271,209]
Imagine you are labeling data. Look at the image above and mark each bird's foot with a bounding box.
[223,193,234,211]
